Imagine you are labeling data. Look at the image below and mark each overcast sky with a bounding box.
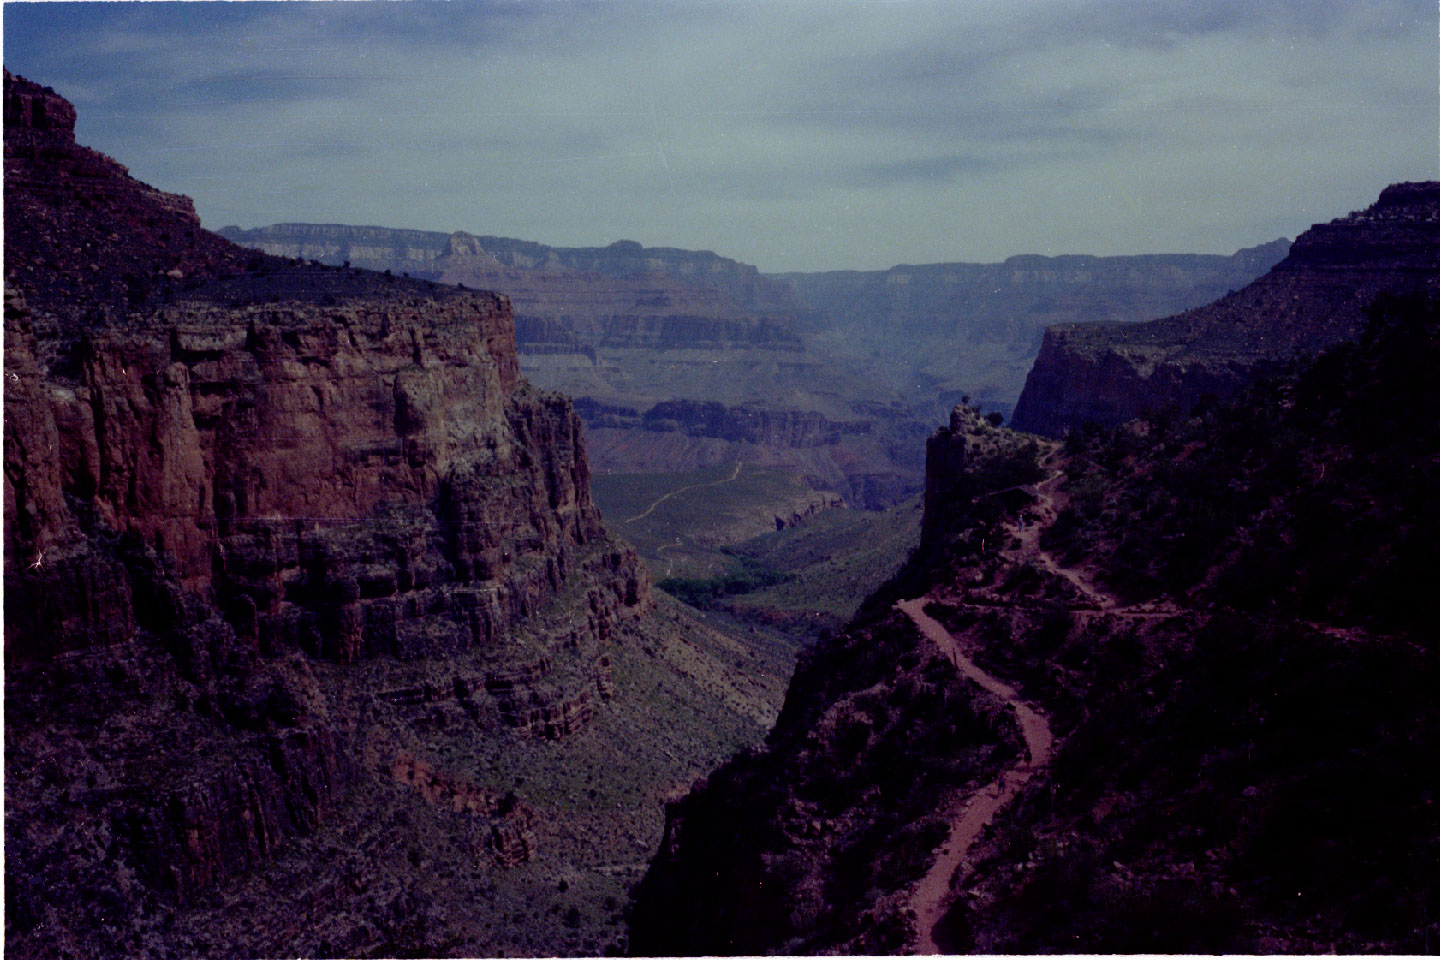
[5,1,1437,271]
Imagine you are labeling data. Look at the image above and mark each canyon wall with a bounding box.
[221,226,1288,507]
[775,241,1290,414]
[1011,183,1440,436]
[218,224,804,319]
[3,72,674,959]
[219,223,930,508]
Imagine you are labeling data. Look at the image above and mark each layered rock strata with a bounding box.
[4,72,650,958]
[217,224,804,320]
[776,241,1291,413]
[217,225,930,509]
[1011,183,1440,435]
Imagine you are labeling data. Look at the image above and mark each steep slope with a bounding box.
[221,223,933,509]
[1012,183,1440,436]
[937,293,1440,953]
[776,241,1289,415]
[4,72,792,959]
[628,293,1440,954]
[627,412,1045,954]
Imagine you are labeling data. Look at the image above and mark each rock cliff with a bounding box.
[216,224,930,509]
[1011,183,1440,436]
[776,241,1290,415]
[4,73,782,959]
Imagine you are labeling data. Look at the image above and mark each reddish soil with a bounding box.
[897,462,1190,954]
[895,598,1054,955]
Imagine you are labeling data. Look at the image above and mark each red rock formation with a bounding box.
[3,72,648,957]
[1011,183,1440,436]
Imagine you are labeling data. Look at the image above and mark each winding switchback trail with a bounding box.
[895,598,1054,955]
[896,459,1187,953]
[625,461,743,524]
[1009,470,1179,618]
[1018,472,1116,609]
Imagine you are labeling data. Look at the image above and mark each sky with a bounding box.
[4,0,1437,272]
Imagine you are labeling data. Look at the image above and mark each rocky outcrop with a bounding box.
[3,72,651,958]
[776,240,1291,413]
[388,753,538,866]
[1011,183,1440,436]
[773,496,845,531]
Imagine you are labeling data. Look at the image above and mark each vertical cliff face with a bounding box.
[4,72,661,958]
[1011,183,1440,436]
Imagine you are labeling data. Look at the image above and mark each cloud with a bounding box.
[4,0,1436,271]
[855,155,1005,186]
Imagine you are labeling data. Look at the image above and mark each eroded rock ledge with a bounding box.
[1011,182,1440,436]
[3,72,650,956]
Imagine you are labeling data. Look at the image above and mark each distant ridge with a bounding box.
[223,222,1293,419]
[217,222,803,318]
[1011,182,1440,436]
[771,238,1291,414]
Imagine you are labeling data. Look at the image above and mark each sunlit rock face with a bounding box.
[5,71,650,958]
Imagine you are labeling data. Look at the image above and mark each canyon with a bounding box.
[626,191,1440,953]
[222,223,1285,514]
[4,72,792,959]
[10,61,1437,960]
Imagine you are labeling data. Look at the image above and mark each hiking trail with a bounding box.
[896,461,1184,953]
[625,461,743,524]
[895,597,1054,955]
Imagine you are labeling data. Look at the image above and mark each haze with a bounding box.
[5,0,1436,271]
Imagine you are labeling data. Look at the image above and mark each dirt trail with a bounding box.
[1018,473,1116,609]
[1010,470,1179,617]
[625,461,743,524]
[896,461,1183,953]
[896,597,1053,955]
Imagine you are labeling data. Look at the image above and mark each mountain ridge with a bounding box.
[1011,182,1440,435]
